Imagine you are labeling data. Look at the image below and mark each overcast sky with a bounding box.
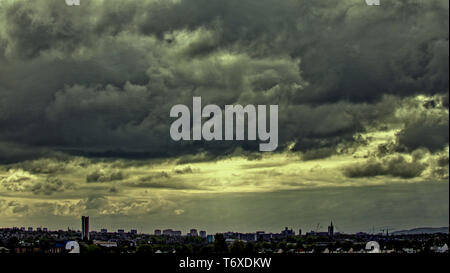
[0,0,448,234]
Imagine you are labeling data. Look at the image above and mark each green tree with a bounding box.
[6,237,19,250]
[341,241,353,252]
[199,245,214,254]
[136,244,153,254]
[175,244,193,254]
[86,244,102,254]
[244,242,255,254]
[277,242,287,251]
[230,240,245,254]
[262,242,272,251]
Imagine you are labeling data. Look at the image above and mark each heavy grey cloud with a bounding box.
[86,169,124,183]
[0,169,75,195]
[0,0,448,161]
[397,117,449,153]
[301,147,338,161]
[30,176,74,195]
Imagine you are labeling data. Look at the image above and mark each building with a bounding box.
[154,229,161,236]
[199,230,207,238]
[328,222,334,238]
[239,233,257,242]
[130,229,138,235]
[101,228,108,233]
[163,229,173,236]
[27,227,33,232]
[161,229,181,236]
[43,228,48,232]
[256,231,265,240]
[117,229,125,234]
[50,243,66,254]
[190,229,198,237]
[81,216,89,240]
[298,229,302,236]
[256,231,272,241]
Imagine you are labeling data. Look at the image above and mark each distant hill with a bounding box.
[392,227,449,235]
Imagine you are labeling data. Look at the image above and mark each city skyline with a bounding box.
[0,0,448,235]
[2,223,448,255]
[2,218,448,236]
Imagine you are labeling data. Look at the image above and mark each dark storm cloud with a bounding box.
[175,153,218,165]
[0,142,55,164]
[301,147,337,161]
[8,157,68,174]
[86,169,124,183]
[0,0,448,161]
[443,93,449,108]
[437,156,449,167]
[124,170,204,190]
[84,195,108,210]
[173,166,194,174]
[129,0,448,102]
[431,155,450,179]
[126,180,201,190]
[396,116,449,153]
[343,155,427,179]
[0,173,75,195]
[1,0,92,59]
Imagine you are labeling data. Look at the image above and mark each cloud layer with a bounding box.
[0,0,448,159]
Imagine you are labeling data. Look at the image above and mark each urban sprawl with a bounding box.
[0,216,448,254]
